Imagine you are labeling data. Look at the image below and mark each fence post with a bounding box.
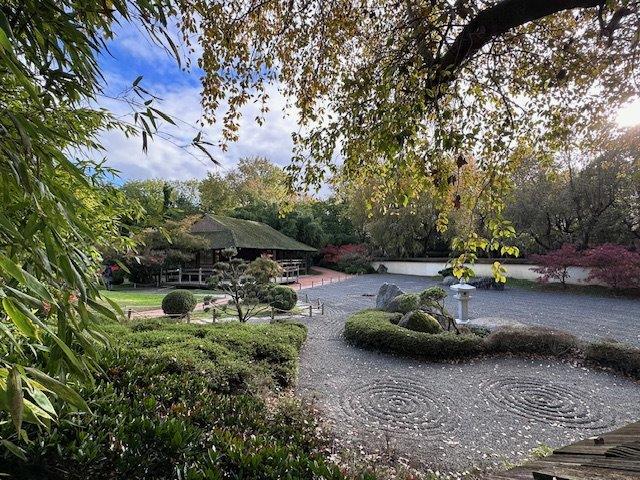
[198,267,202,284]
[321,303,324,315]
[212,308,216,323]
[311,280,314,288]
[270,308,274,321]
[178,267,182,284]
[308,304,312,317]
[305,293,309,303]
[317,298,321,308]
[127,308,132,321]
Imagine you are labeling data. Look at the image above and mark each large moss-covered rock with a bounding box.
[375,283,404,310]
[399,310,443,334]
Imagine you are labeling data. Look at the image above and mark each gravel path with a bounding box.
[295,274,640,475]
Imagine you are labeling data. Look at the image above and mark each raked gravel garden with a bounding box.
[292,274,640,477]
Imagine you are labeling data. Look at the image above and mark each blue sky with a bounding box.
[97,22,298,183]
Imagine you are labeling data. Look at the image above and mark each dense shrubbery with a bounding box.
[345,308,640,383]
[344,310,485,359]
[484,325,581,357]
[400,311,442,334]
[585,340,640,379]
[0,321,358,479]
[161,290,197,316]
[261,284,298,311]
[320,244,374,274]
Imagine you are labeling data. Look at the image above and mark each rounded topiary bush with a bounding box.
[263,285,297,311]
[387,293,419,313]
[400,311,443,334]
[161,290,197,316]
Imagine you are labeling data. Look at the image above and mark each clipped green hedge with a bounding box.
[484,325,581,357]
[585,340,640,379]
[104,319,307,392]
[344,309,640,382]
[344,310,485,359]
[1,320,358,480]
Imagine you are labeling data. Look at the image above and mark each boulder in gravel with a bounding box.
[468,276,505,290]
[376,264,388,274]
[376,283,404,310]
[442,275,457,287]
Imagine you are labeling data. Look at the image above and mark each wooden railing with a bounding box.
[163,267,215,285]
[163,259,305,285]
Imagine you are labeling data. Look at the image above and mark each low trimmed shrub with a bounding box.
[262,284,298,311]
[0,321,346,480]
[400,311,443,334]
[484,325,580,357]
[344,310,485,359]
[161,290,197,316]
[387,293,420,313]
[585,340,640,379]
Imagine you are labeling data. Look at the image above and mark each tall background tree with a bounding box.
[183,0,640,274]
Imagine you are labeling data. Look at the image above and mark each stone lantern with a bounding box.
[450,279,476,324]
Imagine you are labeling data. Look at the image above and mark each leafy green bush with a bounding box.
[400,311,443,334]
[387,293,420,313]
[161,290,197,316]
[262,284,298,311]
[484,325,580,357]
[585,340,640,379]
[102,321,307,392]
[0,321,343,480]
[344,310,485,359]
[338,252,375,274]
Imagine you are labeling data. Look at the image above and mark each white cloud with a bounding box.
[95,81,299,181]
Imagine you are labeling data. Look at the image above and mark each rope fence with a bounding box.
[295,274,352,290]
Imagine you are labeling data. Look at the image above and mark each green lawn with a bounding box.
[99,287,218,310]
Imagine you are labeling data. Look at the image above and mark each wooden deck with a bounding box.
[482,421,640,480]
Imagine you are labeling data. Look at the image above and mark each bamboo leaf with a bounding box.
[24,368,90,413]
[2,298,38,339]
[7,367,23,433]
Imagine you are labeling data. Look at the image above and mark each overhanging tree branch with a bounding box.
[431,0,604,82]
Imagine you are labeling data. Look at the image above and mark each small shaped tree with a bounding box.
[530,244,580,287]
[207,258,265,322]
[582,244,640,290]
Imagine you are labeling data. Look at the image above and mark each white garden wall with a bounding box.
[370,260,600,286]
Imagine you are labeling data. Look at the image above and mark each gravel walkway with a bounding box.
[295,274,640,475]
